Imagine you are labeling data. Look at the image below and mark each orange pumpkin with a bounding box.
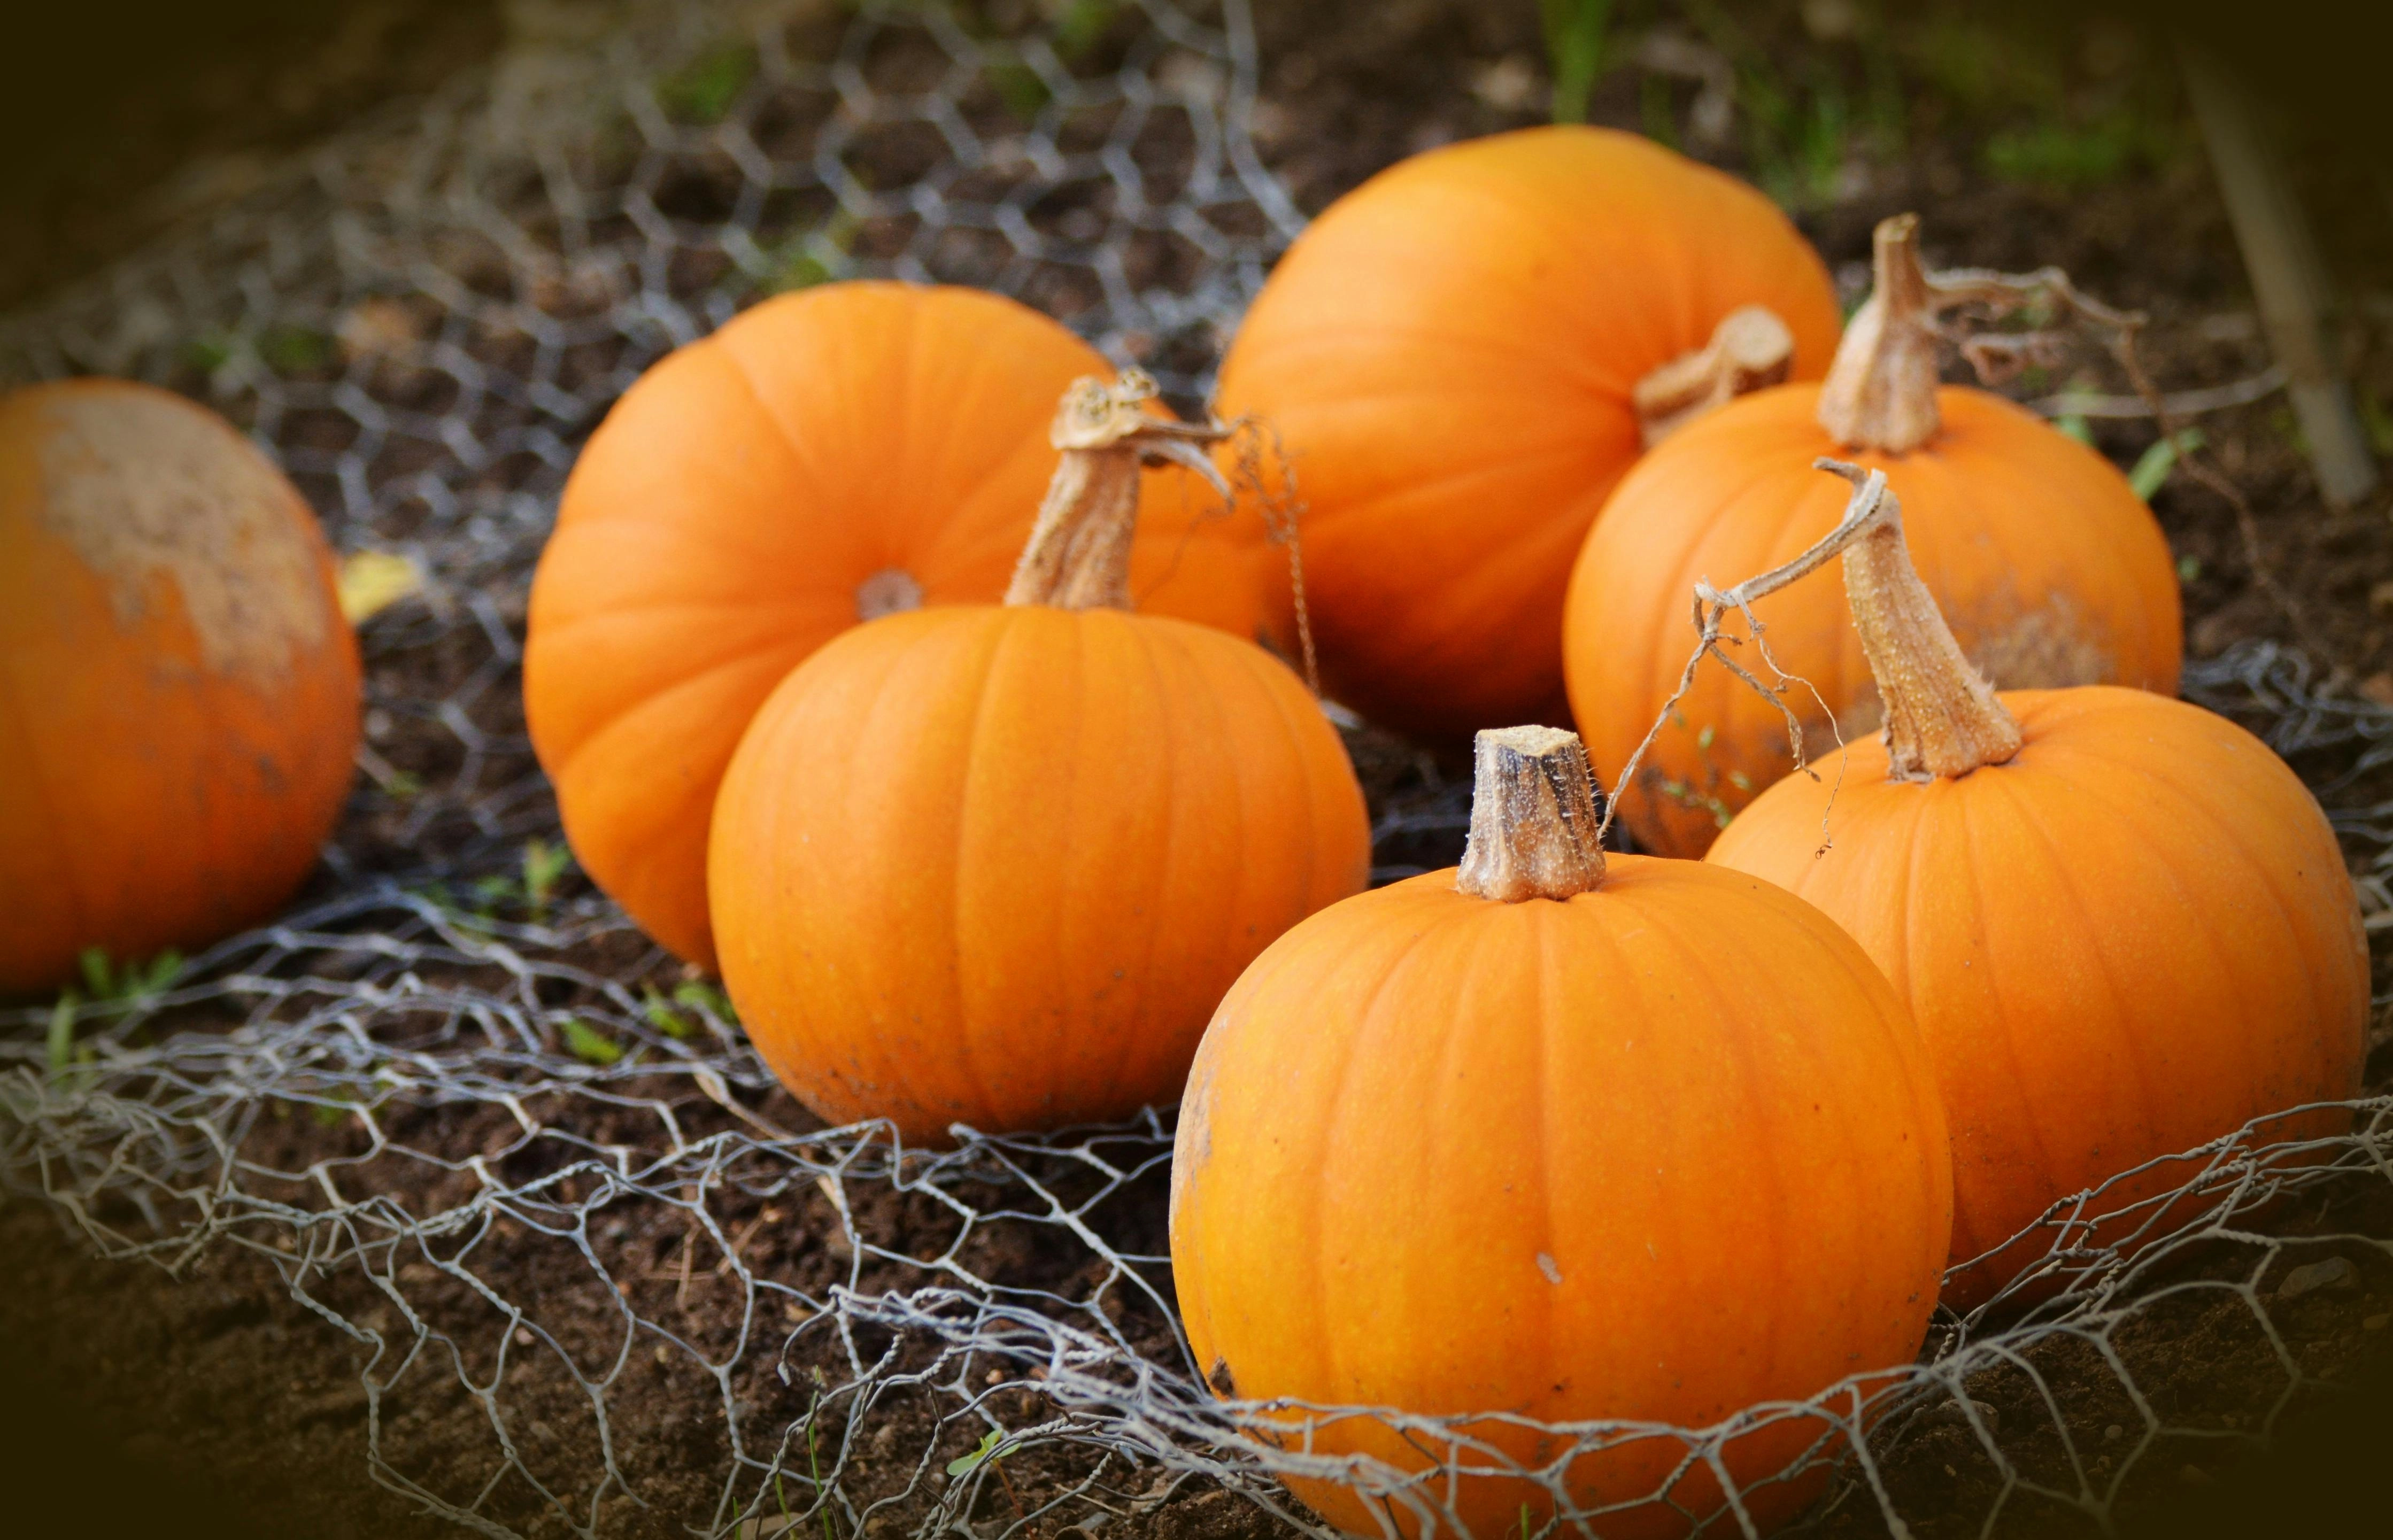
[1707,465,2365,1305]
[708,373,1369,1143]
[0,379,360,993]
[1171,725,1950,1537]
[526,282,1276,969]
[1214,126,1842,741]
[1565,214,2182,857]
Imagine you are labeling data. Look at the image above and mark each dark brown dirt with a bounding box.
[0,1,505,312]
[9,2,2393,1538]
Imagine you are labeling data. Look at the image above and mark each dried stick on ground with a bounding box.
[2179,37,2379,507]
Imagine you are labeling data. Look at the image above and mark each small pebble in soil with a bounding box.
[2276,1256,2361,1301]
[2105,1424,2125,1441]
[2366,1314,2390,1331]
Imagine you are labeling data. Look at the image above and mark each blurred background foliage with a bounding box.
[0,0,2381,312]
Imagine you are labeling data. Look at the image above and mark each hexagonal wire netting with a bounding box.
[4,3,2393,1537]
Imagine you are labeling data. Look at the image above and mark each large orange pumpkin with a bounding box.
[1171,725,1950,1537]
[0,379,360,993]
[1565,214,2182,857]
[1214,126,1842,741]
[526,282,1276,969]
[708,373,1369,1144]
[1707,466,2366,1305]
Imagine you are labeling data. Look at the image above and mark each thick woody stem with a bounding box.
[1680,462,2020,782]
[1816,215,1946,453]
[1456,726,1607,902]
[1816,213,2148,454]
[1632,305,1796,447]
[1004,369,1231,611]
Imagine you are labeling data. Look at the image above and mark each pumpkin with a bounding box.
[1707,465,2366,1305]
[708,372,1370,1144]
[1170,724,1950,1537]
[1213,125,1843,741]
[0,379,360,993]
[525,282,1277,969]
[1564,213,2183,857]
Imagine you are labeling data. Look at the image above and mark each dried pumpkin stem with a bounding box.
[1817,213,2146,454]
[1457,726,1607,902]
[1688,462,2021,784]
[1004,369,1231,611]
[1632,305,1796,447]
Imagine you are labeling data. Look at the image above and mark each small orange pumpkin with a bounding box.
[1707,465,2366,1304]
[0,380,360,993]
[526,282,1276,969]
[1214,126,1842,741]
[1564,214,2184,857]
[708,373,1369,1143]
[1171,725,1950,1537]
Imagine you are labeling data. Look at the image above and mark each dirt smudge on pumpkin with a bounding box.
[1831,594,2120,742]
[35,388,334,688]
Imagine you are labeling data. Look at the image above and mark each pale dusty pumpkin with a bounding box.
[1215,126,1842,740]
[1565,214,2182,856]
[526,282,1276,969]
[1171,725,1950,1537]
[1707,465,2365,1305]
[708,373,1369,1143]
[0,380,360,992]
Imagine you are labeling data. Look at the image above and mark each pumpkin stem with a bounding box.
[1457,726,1607,902]
[1685,462,2020,781]
[1815,215,1947,453]
[1632,305,1796,447]
[1817,213,2150,454]
[1005,369,1232,611]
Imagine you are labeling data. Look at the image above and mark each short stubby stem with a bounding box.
[1004,369,1231,612]
[1456,726,1608,902]
[1633,305,1796,448]
[1816,214,1945,454]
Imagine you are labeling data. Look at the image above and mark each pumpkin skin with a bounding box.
[708,605,1370,1144]
[526,282,1275,969]
[0,379,360,993]
[1565,386,2184,856]
[1214,126,1842,741]
[1709,685,2367,1303]
[1171,850,1951,1537]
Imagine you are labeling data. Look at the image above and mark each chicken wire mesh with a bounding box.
[4,2,2393,1537]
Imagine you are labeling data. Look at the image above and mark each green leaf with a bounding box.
[182,331,235,373]
[2055,414,2094,444]
[2128,428,2205,501]
[674,981,738,1023]
[137,950,184,996]
[259,326,337,374]
[522,838,573,916]
[945,1426,1004,1477]
[563,1018,624,1067]
[2359,388,2393,458]
[1053,0,1119,60]
[641,986,694,1040]
[659,42,758,126]
[1541,0,1612,124]
[46,992,78,1074]
[79,948,113,999]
